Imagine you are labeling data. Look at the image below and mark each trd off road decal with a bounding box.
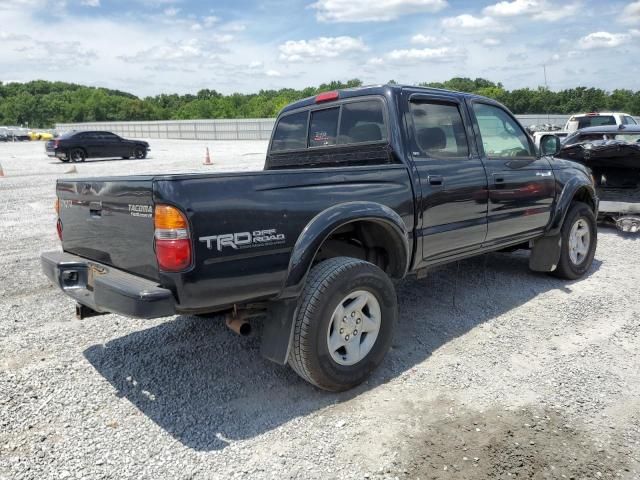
[199,229,286,252]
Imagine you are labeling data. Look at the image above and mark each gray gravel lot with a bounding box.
[1,140,639,479]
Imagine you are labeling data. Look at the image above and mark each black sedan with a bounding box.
[562,124,640,146]
[46,131,150,162]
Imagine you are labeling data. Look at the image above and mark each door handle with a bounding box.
[428,175,443,186]
[494,177,505,183]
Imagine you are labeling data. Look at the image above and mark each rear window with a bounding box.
[309,108,339,147]
[577,116,616,129]
[271,97,387,152]
[623,116,637,125]
[271,111,308,152]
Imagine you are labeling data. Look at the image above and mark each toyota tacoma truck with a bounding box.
[42,85,598,391]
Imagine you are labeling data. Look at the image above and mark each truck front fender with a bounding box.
[280,201,410,299]
[546,176,597,237]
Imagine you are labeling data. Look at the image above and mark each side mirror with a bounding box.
[540,134,561,156]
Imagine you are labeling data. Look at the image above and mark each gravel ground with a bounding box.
[1,140,639,480]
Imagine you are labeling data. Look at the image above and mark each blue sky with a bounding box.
[1,0,639,96]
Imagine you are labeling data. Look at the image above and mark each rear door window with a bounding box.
[271,111,308,151]
[309,107,339,147]
[623,116,637,125]
[410,101,469,158]
[338,100,386,144]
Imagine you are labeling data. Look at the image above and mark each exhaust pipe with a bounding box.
[225,314,252,336]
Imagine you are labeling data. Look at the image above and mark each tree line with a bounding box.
[1,78,639,129]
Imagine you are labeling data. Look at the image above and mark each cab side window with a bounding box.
[473,103,534,158]
[338,100,387,144]
[410,101,469,158]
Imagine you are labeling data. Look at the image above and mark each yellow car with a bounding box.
[28,131,54,141]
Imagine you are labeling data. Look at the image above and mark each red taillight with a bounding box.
[54,140,59,148]
[315,91,339,103]
[154,205,191,272]
[155,239,191,271]
[56,218,63,241]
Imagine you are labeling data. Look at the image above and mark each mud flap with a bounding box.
[529,234,561,272]
[260,298,299,365]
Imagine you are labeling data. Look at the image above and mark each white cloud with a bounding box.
[190,23,202,31]
[220,21,246,32]
[482,37,501,46]
[265,69,281,77]
[0,32,31,41]
[620,0,640,24]
[80,0,100,6]
[366,57,385,65]
[163,7,180,16]
[532,2,579,21]
[483,0,540,16]
[202,15,219,27]
[279,36,367,62]
[410,34,450,45]
[386,46,465,63]
[311,0,448,23]
[15,39,97,67]
[119,38,221,64]
[483,0,579,22]
[579,31,632,49]
[441,14,509,31]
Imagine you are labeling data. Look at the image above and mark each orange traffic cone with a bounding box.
[0,163,4,177]
[203,147,212,165]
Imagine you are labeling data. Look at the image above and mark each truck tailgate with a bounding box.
[57,176,158,280]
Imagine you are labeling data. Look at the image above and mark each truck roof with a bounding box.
[569,112,632,118]
[279,84,488,115]
[569,124,640,134]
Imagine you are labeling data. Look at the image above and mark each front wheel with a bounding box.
[134,147,147,159]
[553,201,597,280]
[288,257,397,392]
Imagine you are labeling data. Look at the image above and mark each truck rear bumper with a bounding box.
[41,251,175,319]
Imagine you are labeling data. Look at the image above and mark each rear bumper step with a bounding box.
[41,251,175,319]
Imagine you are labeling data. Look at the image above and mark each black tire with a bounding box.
[288,257,397,392]
[134,147,147,159]
[553,201,597,280]
[60,157,70,163]
[69,148,85,163]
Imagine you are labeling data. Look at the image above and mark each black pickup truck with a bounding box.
[42,85,598,391]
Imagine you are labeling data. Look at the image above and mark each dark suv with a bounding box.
[46,131,150,162]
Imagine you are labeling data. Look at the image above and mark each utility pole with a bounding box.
[543,64,550,123]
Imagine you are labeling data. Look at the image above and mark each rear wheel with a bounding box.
[288,257,397,392]
[134,147,147,159]
[553,201,597,280]
[69,148,85,163]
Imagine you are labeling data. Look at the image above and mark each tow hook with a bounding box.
[75,303,103,320]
